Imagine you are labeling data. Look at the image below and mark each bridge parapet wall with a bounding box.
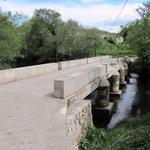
[0,55,112,85]
[58,58,87,70]
[54,65,106,99]
[54,65,107,109]
[54,58,124,106]
[87,56,100,63]
[58,55,112,70]
[87,55,111,64]
[0,63,58,84]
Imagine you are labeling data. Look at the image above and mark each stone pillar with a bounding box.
[111,70,120,93]
[123,61,130,83]
[95,78,110,108]
[92,78,113,127]
[123,62,128,78]
[119,65,126,84]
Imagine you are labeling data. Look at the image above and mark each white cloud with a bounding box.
[0,1,141,32]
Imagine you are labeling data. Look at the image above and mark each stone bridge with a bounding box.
[0,56,132,150]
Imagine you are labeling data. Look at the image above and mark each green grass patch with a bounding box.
[79,113,150,150]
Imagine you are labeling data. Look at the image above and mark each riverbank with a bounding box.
[79,113,150,150]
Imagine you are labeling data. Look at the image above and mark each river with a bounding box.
[108,73,150,129]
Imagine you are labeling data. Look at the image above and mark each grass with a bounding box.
[79,113,150,150]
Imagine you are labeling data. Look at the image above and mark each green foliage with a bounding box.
[121,1,150,79]
[22,9,61,64]
[125,19,150,57]
[0,8,136,69]
[79,113,150,150]
[17,9,105,65]
[96,35,136,57]
[0,11,23,68]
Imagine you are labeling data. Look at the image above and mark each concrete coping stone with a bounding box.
[54,65,106,99]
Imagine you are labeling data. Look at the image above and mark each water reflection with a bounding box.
[108,74,138,129]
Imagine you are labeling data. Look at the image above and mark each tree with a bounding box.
[0,8,106,68]
[55,19,80,60]
[122,1,150,86]
[136,2,150,19]
[0,11,23,69]
[24,9,61,64]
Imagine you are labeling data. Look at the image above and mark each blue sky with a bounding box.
[6,0,148,5]
[0,0,149,32]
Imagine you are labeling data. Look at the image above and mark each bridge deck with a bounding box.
[0,62,101,150]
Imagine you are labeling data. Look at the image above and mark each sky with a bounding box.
[0,0,149,32]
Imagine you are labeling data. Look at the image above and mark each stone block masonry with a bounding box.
[66,100,93,150]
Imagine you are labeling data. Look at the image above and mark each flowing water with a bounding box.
[108,73,150,129]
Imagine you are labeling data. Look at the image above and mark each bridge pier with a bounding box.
[95,78,110,107]
[123,61,130,83]
[110,70,122,97]
[92,78,114,127]
[119,65,126,88]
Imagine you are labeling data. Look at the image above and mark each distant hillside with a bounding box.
[97,29,117,38]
